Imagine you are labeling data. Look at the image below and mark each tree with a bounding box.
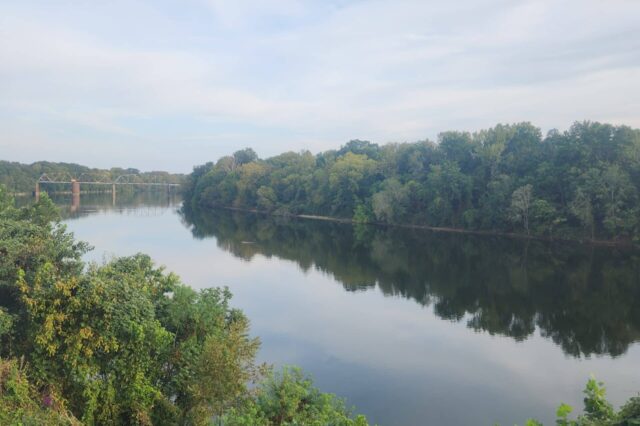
[437,131,478,174]
[530,199,560,235]
[233,148,259,166]
[510,184,533,234]
[426,161,471,227]
[499,122,542,178]
[158,285,265,424]
[257,186,277,211]
[183,162,213,204]
[328,153,378,217]
[0,358,80,425]
[599,164,636,236]
[235,162,270,207]
[17,260,173,425]
[570,188,595,239]
[222,367,370,426]
[480,174,513,229]
[371,178,409,223]
[338,139,380,160]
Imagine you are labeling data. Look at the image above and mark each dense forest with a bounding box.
[0,160,184,194]
[184,121,640,244]
[0,186,369,425]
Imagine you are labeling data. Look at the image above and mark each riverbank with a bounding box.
[203,204,637,249]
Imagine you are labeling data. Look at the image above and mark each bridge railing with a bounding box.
[37,173,180,186]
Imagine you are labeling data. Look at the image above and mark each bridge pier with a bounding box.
[71,193,80,213]
[35,175,180,204]
[71,179,80,196]
[71,179,80,213]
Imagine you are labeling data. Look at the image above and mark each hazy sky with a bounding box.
[1,0,639,172]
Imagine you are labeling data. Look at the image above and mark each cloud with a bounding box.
[201,0,312,29]
[0,0,639,171]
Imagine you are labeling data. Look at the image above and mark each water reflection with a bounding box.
[180,207,640,358]
[16,190,180,219]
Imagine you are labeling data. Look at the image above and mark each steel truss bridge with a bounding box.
[34,173,180,209]
[36,173,181,188]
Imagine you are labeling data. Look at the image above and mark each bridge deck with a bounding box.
[38,181,180,186]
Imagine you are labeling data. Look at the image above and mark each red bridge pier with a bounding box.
[71,179,80,196]
[71,179,80,212]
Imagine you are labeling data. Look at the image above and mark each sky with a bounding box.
[1,0,639,173]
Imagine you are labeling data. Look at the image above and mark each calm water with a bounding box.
[51,193,640,426]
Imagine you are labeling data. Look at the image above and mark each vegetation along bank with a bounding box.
[0,160,184,195]
[184,121,640,245]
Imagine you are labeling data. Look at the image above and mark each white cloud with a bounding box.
[0,0,639,170]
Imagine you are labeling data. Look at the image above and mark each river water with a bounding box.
[51,192,640,426]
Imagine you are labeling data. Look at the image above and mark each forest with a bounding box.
[0,160,185,194]
[184,121,640,244]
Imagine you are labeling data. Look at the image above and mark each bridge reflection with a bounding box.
[40,191,182,220]
[35,173,181,204]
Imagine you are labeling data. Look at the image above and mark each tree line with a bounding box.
[184,121,640,243]
[0,160,185,194]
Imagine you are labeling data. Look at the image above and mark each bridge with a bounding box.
[35,173,181,208]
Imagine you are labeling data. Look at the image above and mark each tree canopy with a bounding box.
[184,121,640,243]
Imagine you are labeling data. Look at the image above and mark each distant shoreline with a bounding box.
[201,204,637,249]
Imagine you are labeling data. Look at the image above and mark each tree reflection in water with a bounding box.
[180,207,640,358]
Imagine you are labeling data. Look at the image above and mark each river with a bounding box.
[49,192,640,426]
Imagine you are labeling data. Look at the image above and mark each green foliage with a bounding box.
[17,258,175,424]
[426,161,472,227]
[556,403,573,426]
[185,121,640,243]
[0,308,13,337]
[155,284,266,424]
[353,203,374,223]
[0,160,184,194]
[222,366,370,426]
[371,178,408,223]
[582,377,615,422]
[0,358,80,425]
[8,251,268,425]
[0,184,368,425]
[329,153,378,217]
[616,397,640,425]
[234,148,259,166]
[514,377,640,426]
[510,184,533,234]
[0,193,89,300]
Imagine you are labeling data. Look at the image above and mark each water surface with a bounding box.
[54,193,640,426]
